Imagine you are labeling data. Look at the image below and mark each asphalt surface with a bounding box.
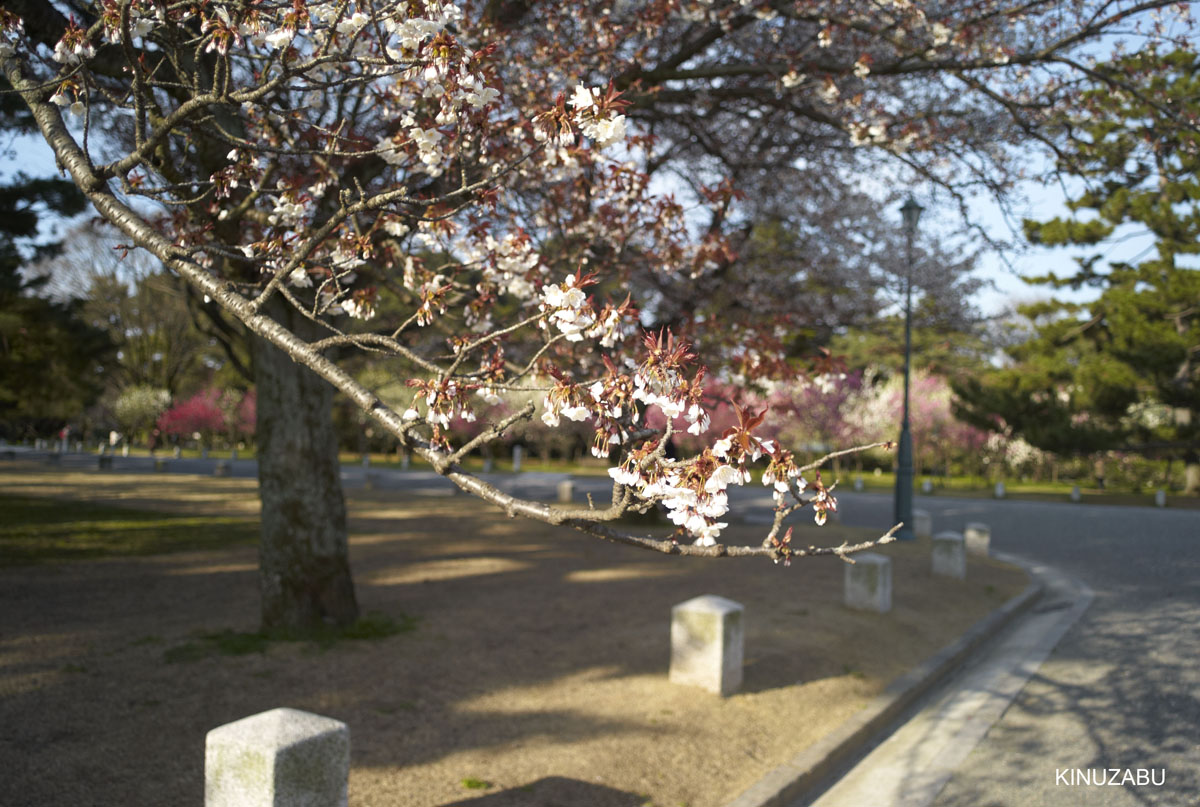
[833,492,1200,807]
[11,451,1200,804]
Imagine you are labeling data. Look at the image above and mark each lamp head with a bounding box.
[900,196,923,235]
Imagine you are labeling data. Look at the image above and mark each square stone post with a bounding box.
[912,509,932,538]
[843,552,892,614]
[964,522,991,556]
[670,595,744,696]
[932,531,966,580]
[993,481,1006,499]
[205,707,349,807]
[556,479,574,504]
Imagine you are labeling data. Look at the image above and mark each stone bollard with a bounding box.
[1155,489,1167,508]
[853,475,864,492]
[482,456,494,474]
[993,481,1006,499]
[231,448,239,461]
[843,553,892,614]
[400,451,411,471]
[1070,485,1081,503]
[205,707,349,807]
[932,531,966,580]
[214,460,231,477]
[921,478,933,494]
[173,445,182,459]
[964,522,991,556]
[122,444,129,457]
[557,478,574,504]
[361,453,370,468]
[202,447,209,460]
[512,445,523,473]
[670,595,744,696]
[913,509,932,538]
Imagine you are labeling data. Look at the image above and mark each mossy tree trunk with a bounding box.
[252,297,359,631]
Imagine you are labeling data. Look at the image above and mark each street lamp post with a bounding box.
[894,196,923,541]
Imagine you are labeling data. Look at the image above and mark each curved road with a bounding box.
[832,491,1200,807]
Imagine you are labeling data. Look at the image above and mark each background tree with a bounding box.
[3,1,1194,633]
[955,49,1200,493]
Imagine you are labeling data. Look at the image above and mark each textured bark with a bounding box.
[253,297,359,630]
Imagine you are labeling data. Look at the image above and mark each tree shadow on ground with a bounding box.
[438,776,642,806]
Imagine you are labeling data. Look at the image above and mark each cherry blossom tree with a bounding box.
[3,0,1192,630]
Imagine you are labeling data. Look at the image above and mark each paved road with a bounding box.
[828,493,1200,807]
[12,451,1200,804]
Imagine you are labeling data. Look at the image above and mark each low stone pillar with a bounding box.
[964,522,990,556]
[557,479,574,504]
[1155,489,1167,508]
[482,456,494,473]
[121,444,129,457]
[173,445,182,459]
[230,448,239,461]
[932,531,966,580]
[1070,485,1081,503]
[670,595,744,696]
[205,707,349,807]
[214,460,231,477]
[852,475,864,492]
[912,509,932,538]
[202,447,209,459]
[921,479,933,494]
[361,453,370,468]
[843,553,892,614]
[512,445,523,473]
[993,481,1006,499]
[400,451,411,471]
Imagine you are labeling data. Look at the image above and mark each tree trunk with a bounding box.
[253,298,359,631]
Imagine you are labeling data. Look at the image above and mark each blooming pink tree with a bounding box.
[4,0,1191,629]
[156,389,225,442]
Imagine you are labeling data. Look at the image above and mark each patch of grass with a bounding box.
[460,777,491,790]
[163,611,416,663]
[0,494,259,566]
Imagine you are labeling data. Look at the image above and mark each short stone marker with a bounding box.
[361,453,370,468]
[1070,485,1081,503]
[921,478,933,494]
[853,475,864,492]
[964,522,991,556]
[932,531,966,580]
[670,595,744,696]
[121,444,129,457]
[482,455,494,473]
[400,451,411,471]
[993,481,1006,499]
[201,447,209,459]
[512,445,523,473]
[205,707,349,807]
[173,445,182,459]
[913,508,932,538]
[1155,489,1167,508]
[843,553,892,614]
[231,448,239,461]
[557,478,574,504]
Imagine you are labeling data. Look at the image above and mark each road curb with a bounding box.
[724,567,1044,807]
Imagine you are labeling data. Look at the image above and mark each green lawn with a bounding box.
[0,494,259,566]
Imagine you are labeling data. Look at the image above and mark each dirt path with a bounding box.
[0,466,1026,807]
